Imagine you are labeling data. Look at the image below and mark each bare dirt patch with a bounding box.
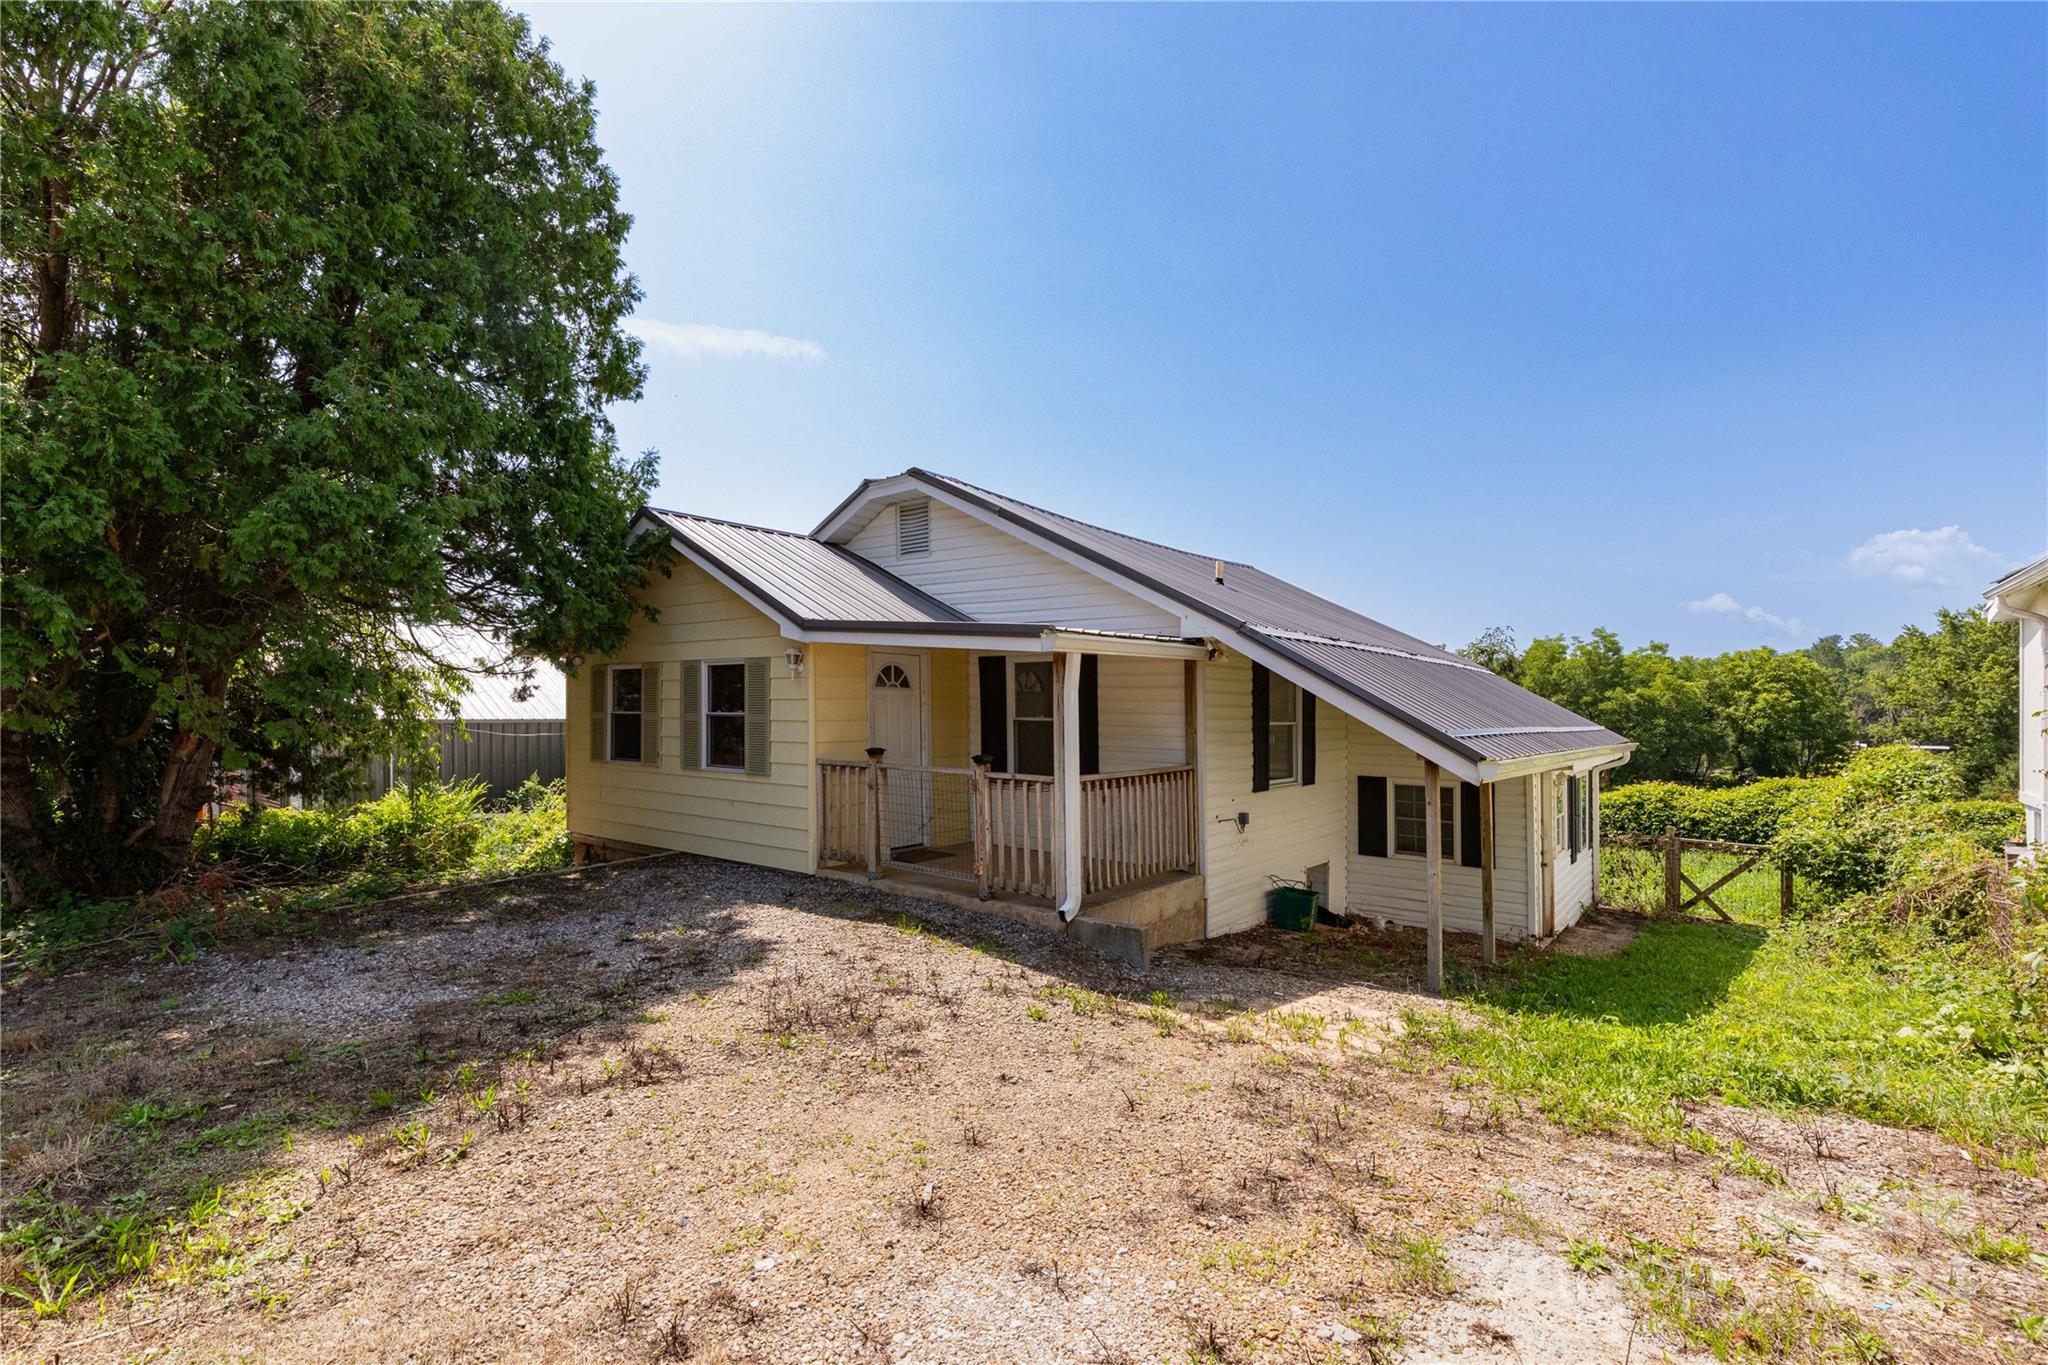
[3,858,2040,1362]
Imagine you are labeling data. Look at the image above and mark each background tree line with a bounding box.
[1460,607,2018,796]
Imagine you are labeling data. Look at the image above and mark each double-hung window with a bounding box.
[608,666,644,763]
[1011,660,1055,777]
[1392,782,1455,860]
[1266,678,1301,785]
[703,661,748,770]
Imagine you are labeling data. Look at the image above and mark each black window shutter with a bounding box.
[1079,654,1100,776]
[1459,780,1482,868]
[977,656,1008,772]
[1250,663,1271,792]
[1299,692,1316,787]
[1359,776,1388,856]
[1566,774,1580,862]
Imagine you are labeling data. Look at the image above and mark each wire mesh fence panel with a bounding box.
[877,764,976,883]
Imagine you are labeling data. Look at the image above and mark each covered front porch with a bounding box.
[809,639,1206,938]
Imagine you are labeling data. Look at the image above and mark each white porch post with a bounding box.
[1055,649,1084,921]
[1424,759,1444,993]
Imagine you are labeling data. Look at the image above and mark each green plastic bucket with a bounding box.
[1267,884,1318,933]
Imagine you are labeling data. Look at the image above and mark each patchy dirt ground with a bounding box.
[2,858,2041,1362]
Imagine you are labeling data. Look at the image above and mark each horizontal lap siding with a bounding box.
[1201,650,1347,936]
[1097,656,1187,770]
[845,500,1181,633]
[811,644,870,764]
[568,561,811,872]
[1344,720,1535,938]
[1555,781,1593,931]
[965,652,1185,774]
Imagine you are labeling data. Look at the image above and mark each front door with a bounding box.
[868,650,928,851]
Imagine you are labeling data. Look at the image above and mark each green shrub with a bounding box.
[1835,744,1964,809]
[195,779,566,884]
[1601,777,1828,844]
[1924,800,2025,853]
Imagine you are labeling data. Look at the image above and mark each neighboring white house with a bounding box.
[568,469,1634,970]
[1985,554,2048,849]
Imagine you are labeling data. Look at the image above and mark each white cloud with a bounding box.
[1846,526,2007,587]
[624,319,826,363]
[1684,591,1802,635]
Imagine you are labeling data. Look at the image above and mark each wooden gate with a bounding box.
[1603,826,1793,922]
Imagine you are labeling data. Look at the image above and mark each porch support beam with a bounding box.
[1424,759,1444,993]
[1055,650,1084,921]
[1479,780,1495,968]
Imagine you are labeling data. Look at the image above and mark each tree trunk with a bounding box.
[0,694,59,899]
[148,733,220,863]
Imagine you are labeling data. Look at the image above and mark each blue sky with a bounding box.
[522,2,2046,656]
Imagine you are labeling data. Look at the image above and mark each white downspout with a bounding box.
[1056,649,1084,922]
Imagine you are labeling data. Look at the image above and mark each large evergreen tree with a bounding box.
[2,1,661,895]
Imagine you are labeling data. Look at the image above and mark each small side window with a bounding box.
[608,666,643,763]
[704,662,747,769]
[1392,782,1455,860]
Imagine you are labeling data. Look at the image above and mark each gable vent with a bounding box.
[896,501,931,557]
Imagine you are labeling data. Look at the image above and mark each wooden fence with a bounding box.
[1079,765,1197,894]
[1602,826,1792,922]
[816,757,1192,902]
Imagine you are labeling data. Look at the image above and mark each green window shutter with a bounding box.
[589,666,607,762]
[744,657,771,776]
[680,663,701,769]
[640,662,661,766]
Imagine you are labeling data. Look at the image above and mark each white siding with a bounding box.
[843,498,1182,634]
[966,652,1188,774]
[1344,720,1535,938]
[567,560,813,872]
[1200,650,1349,936]
[1554,771,1594,932]
[1098,655,1188,771]
[2021,615,2046,844]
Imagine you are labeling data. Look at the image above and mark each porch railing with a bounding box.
[1080,764,1197,894]
[819,756,1195,902]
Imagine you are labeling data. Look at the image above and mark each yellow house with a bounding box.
[570,469,1633,973]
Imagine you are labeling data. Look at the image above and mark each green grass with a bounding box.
[1407,916,2048,1172]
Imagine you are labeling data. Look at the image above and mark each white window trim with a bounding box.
[1391,781,1457,862]
[607,663,644,764]
[700,659,748,773]
[1007,658,1055,778]
[1266,676,1302,788]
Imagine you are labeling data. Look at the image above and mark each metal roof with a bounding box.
[648,473,1631,769]
[412,627,566,721]
[648,509,1041,634]
[1985,553,2048,599]
[893,470,1632,766]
